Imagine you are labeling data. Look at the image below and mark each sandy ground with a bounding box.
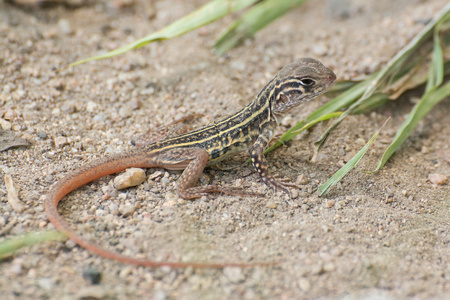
[0,0,449,299]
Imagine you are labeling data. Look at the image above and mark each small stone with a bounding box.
[119,266,134,278]
[86,101,98,113]
[114,168,146,189]
[326,200,335,208]
[82,267,102,285]
[108,203,118,214]
[119,204,136,217]
[311,43,328,56]
[51,108,60,115]
[65,240,77,249]
[323,262,335,272]
[22,111,38,121]
[230,60,246,71]
[310,263,324,275]
[54,136,68,148]
[74,141,83,150]
[0,119,12,130]
[37,278,54,290]
[290,189,299,199]
[76,286,111,299]
[118,105,133,118]
[128,98,142,110]
[58,18,73,35]
[355,138,366,146]
[266,201,277,209]
[10,259,24,275]
[95,209,105,217]
[36,131,48,140]
[49,79,65,91]
[3,109,17,120]
[428,174,447,186]
[296,174,308,184]
[298,277,311,291]
[223,267,245,283]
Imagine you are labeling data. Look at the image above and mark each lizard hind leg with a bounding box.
[160,148,263,199]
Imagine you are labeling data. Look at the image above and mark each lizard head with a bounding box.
[271,58,336,115]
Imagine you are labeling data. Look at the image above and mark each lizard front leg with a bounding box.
[157,148,263,199]
[249,123,291,196]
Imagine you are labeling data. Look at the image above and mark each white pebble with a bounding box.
[223,267,245,283]
[54,136,68,148]
[86,101,98,113]
[266,201,277,209]
[428,173,447,185]
[0,119,12,130]
[58,18,73,35]
[119,204,136,217]
[119,106,133,118]
[114,168,146,190]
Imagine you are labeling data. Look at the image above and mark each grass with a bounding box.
[2,2,449,258]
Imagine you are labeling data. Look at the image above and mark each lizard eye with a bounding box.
[299,78,315,86]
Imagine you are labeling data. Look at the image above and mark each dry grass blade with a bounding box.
[0,231,67,260]
[375,81,450,171]
[317,119,389,196]
[313,4,450,154]
[69,0,258,67]
[214,0,307,55]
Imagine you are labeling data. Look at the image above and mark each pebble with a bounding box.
[230,60,246,71]
[95,209,106,217]
[428,173,447,185]
[58,18,73,35]
[114,168,146,190]
[86,101,98,113]
[311,43,328,56]
[296,174,308,184]
[0,118,12,130]
[36,130,47,139]
[108,203,119,214]
[223,267,245,283]
[37,278,54,290]
[266,201,277,209]
[51,108,60,116]
[326,200,335,208]
[3,109,17,120]
[128,98,142,110]
[82,267,102,285]
[76,286,111,299]
[10,259,24,275]
[54,136,68,148]
[298,277,311,291]
[119,105,133,118]
[119,204,136,217]
[310,263,324,275]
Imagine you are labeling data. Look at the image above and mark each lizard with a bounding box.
[45,58,336,268]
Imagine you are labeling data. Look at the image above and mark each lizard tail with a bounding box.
[44,152,259,268]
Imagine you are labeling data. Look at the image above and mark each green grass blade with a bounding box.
[351,93,389,114]
[0,231,66,260]
[69,0,258,67]
[426,14,447,91]
[375,81,450,171]
[214,0,307,55]
[313,4,450,154]
[318,119,389,196]
[264,112,341,155]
